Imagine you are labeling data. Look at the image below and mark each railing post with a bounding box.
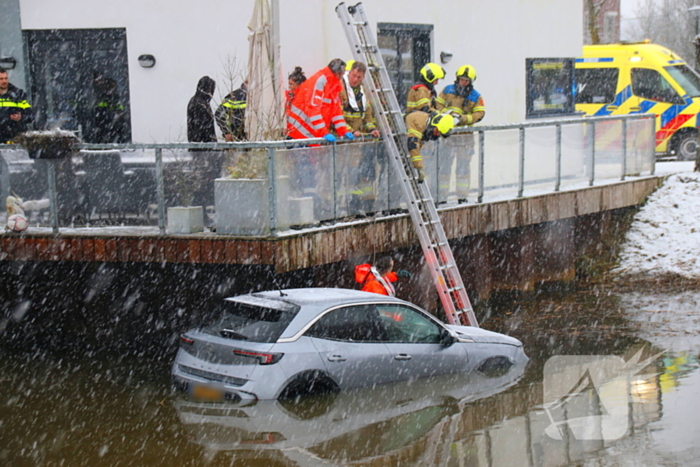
[589,121,596,186]
[47,160,59,234]
[332,142,337,220]
[268,146,278,235]
[155,147,165,235]
[517,127,525,198]
[555,124,562,192]
[621,118,627,181]
[478,131,484,203]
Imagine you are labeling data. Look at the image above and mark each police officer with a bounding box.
[215,80,248,142]
[0,67,32,143]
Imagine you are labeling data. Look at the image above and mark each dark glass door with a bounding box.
[378,23,433,108]
[24,28,131,143]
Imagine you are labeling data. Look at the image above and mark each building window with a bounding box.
[526,58,576,118]
[378,23,433,109]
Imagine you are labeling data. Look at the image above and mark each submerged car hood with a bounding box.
[446,325,523,346]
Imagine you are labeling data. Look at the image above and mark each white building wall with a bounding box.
[19,0,582,143]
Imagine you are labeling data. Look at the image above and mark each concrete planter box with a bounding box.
[167,206,204,234]
[215,178,269,235]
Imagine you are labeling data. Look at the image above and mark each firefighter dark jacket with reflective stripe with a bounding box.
[286,66,349,140]
[339,74,376,134]
[215,86,247,141]
[0,83,32,142]
[436,84,485,126]
[406,83,437,114]
[405,110,436,169]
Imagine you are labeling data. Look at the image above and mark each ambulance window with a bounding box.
[631,68,683,104]
[665,65,700,98]
[575,68,618,104]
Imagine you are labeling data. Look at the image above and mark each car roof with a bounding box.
[250,287,402,308]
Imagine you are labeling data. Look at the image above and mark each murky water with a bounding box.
[2,279,700,466]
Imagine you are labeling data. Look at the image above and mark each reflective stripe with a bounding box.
[314,75,327,91]
[0,100,30,109]
[322,98,333,104]
[287,115,315,138]
[411,154,422,162]
[331,115,344,122]
[436,96,446,106]
[333,121,346,130]
[309,114,323,122]
[407,129,422,138]
[223,101,247,109]
[473,106,485,112]
[413,98,429,107]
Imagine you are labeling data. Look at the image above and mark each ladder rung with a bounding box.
[447,286,465,293]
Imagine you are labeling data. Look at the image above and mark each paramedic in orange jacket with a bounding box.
[360,256,411,296]
[286,58,354,143]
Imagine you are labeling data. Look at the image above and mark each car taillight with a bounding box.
[233,349,284,365]
[180,335,194,345]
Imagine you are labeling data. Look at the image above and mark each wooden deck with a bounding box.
[1,177,662,275]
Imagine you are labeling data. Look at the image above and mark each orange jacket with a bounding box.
[286,66,349,140]
[361,271,398,296]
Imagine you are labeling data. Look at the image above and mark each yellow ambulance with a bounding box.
[575,41,700,160]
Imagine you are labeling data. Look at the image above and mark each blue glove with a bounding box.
[397,269,412,279]
[323,133,337,143]
[344,132,355,140]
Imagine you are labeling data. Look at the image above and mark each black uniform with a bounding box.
[0,83,32,142]
[215,85,247,141]
[187,76,216,143]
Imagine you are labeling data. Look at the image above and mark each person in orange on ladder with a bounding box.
[406,63,445,114]
[405,111,456,183]
[355,256,411,296]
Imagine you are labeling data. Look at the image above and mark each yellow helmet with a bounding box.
[430,113,455,136]
[420,63,446,83]
[456,65,477,81]
[346,60,355,71]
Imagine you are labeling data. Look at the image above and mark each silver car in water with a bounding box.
[171,288,527,402]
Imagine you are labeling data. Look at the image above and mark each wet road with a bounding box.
[1,279,700,466]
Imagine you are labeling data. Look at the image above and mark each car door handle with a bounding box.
[327,354,347,362]
[629,106,641,111]
[606,105,618,110]
[394,354,412,361]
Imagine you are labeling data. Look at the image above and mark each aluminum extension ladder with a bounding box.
[336,2,479,327]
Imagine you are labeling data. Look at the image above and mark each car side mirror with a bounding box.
[440,328,456,346]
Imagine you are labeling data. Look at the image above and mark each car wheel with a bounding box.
[278,370,339,400]
[674,133,698,161]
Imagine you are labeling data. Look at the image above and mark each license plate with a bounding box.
[190,383,224,402]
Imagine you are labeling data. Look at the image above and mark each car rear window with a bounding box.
[201,298,300,343]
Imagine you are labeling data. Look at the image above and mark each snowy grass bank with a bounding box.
[615,168,700,280]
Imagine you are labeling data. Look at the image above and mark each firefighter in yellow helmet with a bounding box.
[435,65,485,202]
[339,60,382,216]
[406,63,445,114]
[405,111,455,183]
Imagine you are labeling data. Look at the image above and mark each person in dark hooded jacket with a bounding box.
[186,76,220,212]
[187,76,217,143]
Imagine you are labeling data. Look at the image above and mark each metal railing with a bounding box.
[0,114,656,236]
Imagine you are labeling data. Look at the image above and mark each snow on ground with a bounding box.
[616,161,700,278]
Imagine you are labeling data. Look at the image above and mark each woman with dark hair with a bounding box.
[285,66,306,113]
